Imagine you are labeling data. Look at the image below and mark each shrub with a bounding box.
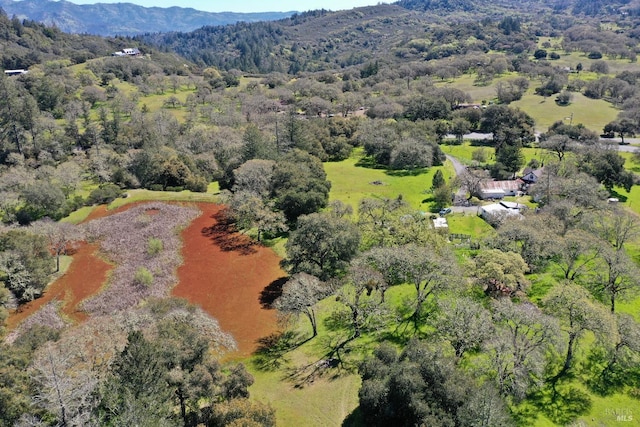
[472,148,488,163]
[86,183,124,205]
[555,91,573,106]
[147,238,163,256]
[133,267,153,287]
[533,49,547,59]
[185,175,208,193]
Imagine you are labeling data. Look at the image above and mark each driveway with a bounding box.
[445,154,480,215]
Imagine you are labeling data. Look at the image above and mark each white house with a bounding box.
[113,48,141,57]
[4,69,28,76]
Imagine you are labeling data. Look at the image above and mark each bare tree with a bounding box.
[435,297,494,358]
[485,299,559,400]
[543,282,615,381]
[459,168,490,200]
[31,219,82,273]
[273,273,332,338]
[31,343,99,426]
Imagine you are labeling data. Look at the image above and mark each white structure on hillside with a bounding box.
[113,48,141,57]
[4,69,28,76]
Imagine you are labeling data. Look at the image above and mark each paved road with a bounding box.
[446,133,640,153]
[445,154,467,177]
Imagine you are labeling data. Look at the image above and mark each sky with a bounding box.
[64,0,387,13]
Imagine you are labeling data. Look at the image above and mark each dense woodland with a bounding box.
[2,0,640,425]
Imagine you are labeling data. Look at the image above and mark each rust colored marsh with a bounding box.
[7,242,111,329]
[8,202,283,358]
[173,203,283,357]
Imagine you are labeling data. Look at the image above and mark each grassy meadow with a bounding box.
[323,147,456,212]
[512,91,619,133]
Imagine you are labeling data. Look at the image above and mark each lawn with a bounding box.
[446,212,494,237]
[246,283,423,427]
[108,187,218,209]
[512,91,619,134]
[324,148,456,212]
[436,73,517,103]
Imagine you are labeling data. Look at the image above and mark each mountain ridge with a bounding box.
[0,0,295,35]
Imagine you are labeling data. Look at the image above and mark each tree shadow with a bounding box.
[354,156,386,170]
[201,209,258,255]
[259,277,288,309]
[342,406,365,427]
[527,380,592,425]
[385,167,429,177]
[581,348,640,396]
[469,139,494,147]
[252,331,302,372]
[276,325,360,388]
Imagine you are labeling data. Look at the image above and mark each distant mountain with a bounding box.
[0,0,295,35]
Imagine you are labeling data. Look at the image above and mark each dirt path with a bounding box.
[173,203,284,357]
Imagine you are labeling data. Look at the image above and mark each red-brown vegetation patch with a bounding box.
[173,203,283,357]
[83,204,110,222]
[7,242,111,331]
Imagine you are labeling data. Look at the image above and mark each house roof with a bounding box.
[480,179,523,191]
[500,201,526,209]
[481,203,523,217]
[521,168,544,183]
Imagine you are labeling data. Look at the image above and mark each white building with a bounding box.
[479,201,525,221]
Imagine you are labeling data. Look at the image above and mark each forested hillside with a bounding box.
[138,0,640,74]
[2,1,640,425]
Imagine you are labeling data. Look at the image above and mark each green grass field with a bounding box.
[512,91,619,133]
[324,148,455,212]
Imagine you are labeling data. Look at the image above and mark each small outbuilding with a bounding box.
[433,217,449,229]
